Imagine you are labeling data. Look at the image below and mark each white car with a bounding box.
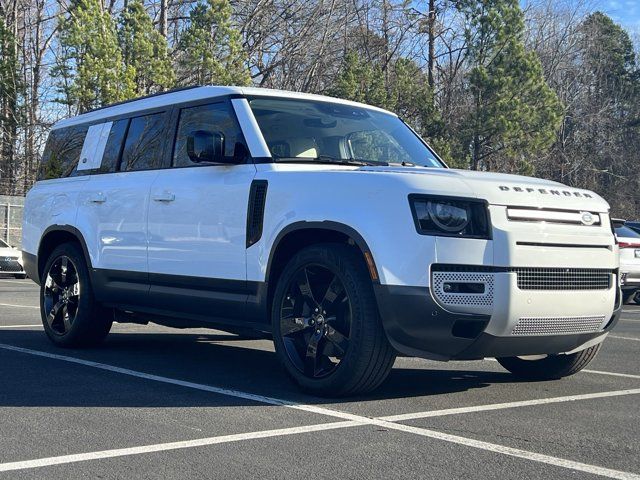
[613,221,640,303]
[21,86,622,396]
[0,239,26,278]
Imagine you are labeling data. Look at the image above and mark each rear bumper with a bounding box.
[374,282,622,361]
[21,251,38,283]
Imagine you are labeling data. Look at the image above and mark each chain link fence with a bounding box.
[0,195,25,248]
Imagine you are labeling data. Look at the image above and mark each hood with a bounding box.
[358,166,609,212]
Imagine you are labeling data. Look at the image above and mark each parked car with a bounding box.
[0,238,27,278]
[22,86,622,396]
[613,220,640,304]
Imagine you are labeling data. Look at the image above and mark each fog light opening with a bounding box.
[443,282,485,294]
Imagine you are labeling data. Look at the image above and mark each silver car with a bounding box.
[614,222,640,303]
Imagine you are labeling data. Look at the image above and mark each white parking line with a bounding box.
[583,370,640,380]
[0,303,38,309]
[0,324,41,328]
[0,421,361,473]
[380,388,640,422]
[609,335,640,342]
[1,343,639,478]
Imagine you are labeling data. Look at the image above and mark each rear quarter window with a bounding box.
[38,125,89,180]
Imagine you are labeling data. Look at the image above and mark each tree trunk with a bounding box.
[427,0,435,90]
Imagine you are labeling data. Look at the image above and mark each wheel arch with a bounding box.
[36,225,92,284]
[265,221,379,314]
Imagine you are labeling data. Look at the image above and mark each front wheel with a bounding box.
[271,244,395,397]
[40,242,112,347]
[497,343,602,380]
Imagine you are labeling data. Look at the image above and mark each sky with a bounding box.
[599,0,640,33]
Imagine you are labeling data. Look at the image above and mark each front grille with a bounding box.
[512,315,605,336]
[511,267,612,290]
[0,259,23,273]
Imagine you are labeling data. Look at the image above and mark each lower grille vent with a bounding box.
[512,316,605,336]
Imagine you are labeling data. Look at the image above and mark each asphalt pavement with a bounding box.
[0,277,638,479]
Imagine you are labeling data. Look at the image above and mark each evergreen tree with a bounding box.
[329,52,389,109]
[119,0,175,95]
[0,16,23,193]
[459,0,563,173]
[55,0,134,113]
[176,0,250,86]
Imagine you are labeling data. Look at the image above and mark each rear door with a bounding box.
[76,110,172,306]
[147,100,257,321]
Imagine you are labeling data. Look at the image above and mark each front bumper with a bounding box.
[0,258,25,274]
[374,280,622,361]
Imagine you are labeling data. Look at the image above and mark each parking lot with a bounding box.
[0,277,638,479]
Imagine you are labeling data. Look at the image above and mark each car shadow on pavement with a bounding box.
[0,329,516,407]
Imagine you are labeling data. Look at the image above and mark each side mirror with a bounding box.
[187,130,225,163]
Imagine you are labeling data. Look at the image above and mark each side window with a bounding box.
[120,112,168,171]
[99,119,129,173]
[173,102,248,167]
[37,125,89,180]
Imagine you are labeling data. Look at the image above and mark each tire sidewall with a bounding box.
[40,242,105,347]
[271,245,377,394]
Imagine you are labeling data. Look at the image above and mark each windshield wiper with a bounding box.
[273,155,388,167]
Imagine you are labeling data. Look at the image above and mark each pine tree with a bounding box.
[119,0,175,95]
[330,52,389,109]
[55,0,134,113]
[0,16,23,194]
[459,0,563,173]
[176,0,250,86]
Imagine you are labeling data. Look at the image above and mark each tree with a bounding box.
[329,51,389,108]
[55,0,134,113]
[176,0,250,86]
[458,0,563,173]
[0,13,22,194]
[119,0,175,95]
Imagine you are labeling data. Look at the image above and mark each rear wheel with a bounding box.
[272,244,395,397]
[40,242,112,347]
[623,290,636,304]
[497,343,601,380]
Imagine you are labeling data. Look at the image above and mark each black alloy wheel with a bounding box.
[272,244,396,396]
[43,255,81,336]
[279,264,352,378]
[40,242,112,347]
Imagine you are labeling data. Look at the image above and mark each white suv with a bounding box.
[22,86,621,396]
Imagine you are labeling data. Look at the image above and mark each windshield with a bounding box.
[616,225,640,238]
[248,97,443,167]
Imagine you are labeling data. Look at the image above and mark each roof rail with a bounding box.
[82,85,203,115]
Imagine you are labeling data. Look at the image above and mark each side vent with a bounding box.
[246,180,268,248]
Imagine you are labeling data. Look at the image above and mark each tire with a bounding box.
[623,290,636,304]
[633,291,640,305]
[271,243,395,397]
[497,343,602,380]
[40,242,112,347]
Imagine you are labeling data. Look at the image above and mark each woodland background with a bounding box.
[1,0,639,217]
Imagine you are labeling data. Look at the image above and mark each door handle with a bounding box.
[152,191,175,202]
[89,193,106,203]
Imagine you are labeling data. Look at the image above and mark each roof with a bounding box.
[52,86,397,130]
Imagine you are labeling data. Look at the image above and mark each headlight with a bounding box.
[409,195,491,238]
